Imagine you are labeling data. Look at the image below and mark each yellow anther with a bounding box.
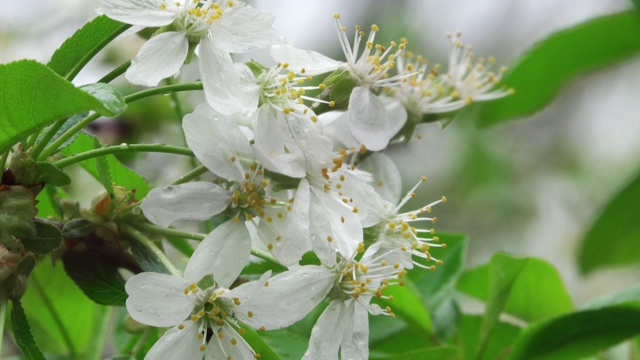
[178,324,185,330]
[233,297,241,305]
[231,338,237,345]
[327,235,333,242]
[267,243,274,251]
[248,310,254,318]
[333,13,341,19]
[160,3,167,10]
[329,101,336,107]
[442,196,447,203]
[200,344,206,351]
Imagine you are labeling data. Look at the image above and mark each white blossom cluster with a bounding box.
[98,1,510,359]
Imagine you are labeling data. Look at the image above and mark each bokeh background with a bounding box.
[1,0,639,341]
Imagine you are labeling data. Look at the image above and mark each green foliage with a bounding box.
[128,235,171,274]
[36,162,71,187]
[458,315,521,360]
[578,168,640,274]
[457,254,573,323]
[61,133,150,200]
[371,346,462,360]
[11,299,46,360]
[47,15,129,80]
[94,137,115,195]
[62,219,97,239]
[0,185,37,253]
[0,61,126,152]
[508,302,640,360]
[62,252,128,306]
[476,11,640,127]
[21,220,62,254]
[21,259,106,357]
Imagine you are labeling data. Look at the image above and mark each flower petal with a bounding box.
[145,321,203,360]
[125,31,188,86]
[357,152,402,205]
[140,182,231,227]
[270,44,342,76]
[309,187,362,264]
[206,325,255,360]
[98,0,177,27]
[233,265,334,330]
[183,103,253,183]
[347,86,391,151]
[341,299,371,360]
[211,4,279,53]
[318,110,359,149]
[125,272,192,327]
[199,36,252,115]
[302,299,348,360]
[184,219,251,287]
[255,179,311,266]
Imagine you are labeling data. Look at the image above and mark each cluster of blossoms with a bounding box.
[99,1,510,359]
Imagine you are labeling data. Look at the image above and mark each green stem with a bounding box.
[31,277,78,357]
[165,77,186,120]
[123,82,203,104]
[135,222,205,241]
[53,144,194,169]
[86,307,113,360]
[131,328,152,356]
[0,288,6,356]
[38,112,101,161]
[65,23,132,81]
[121,224,181,277]
[30,118,66,160]
[250,248,281,265]
[171,165,208,185]
[98,60,131,83]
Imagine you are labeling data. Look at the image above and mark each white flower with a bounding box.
[98,0,278,87]
[368,176,448,270]
[445,33,512,104]
[302,246,405,360]
[141,103,312,266]
[126,225,332,359]
[270,14,415,151]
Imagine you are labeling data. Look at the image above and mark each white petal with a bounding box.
[206,325,255,360]
[347,87,391,151]
[379,96,408,142]
[199,36,252,115]
[318,110,359,149]
[309,187,362,264]
[357,152,402,205]
[211,5,278,53]
[302,300,347,360]
[340,299,370,360]
[270,45,342,76]
[125,31,188,86]
[184,219,251,287]
[98,0,177,27]
[255,179,312,266]
[252,107,306,178]
[140,182,231,227]
[125,272,192,327]
[183,103,253,183]
[234,265,335,330]
[145,321,203,360]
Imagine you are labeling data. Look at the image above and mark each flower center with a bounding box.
[161,0,235,39]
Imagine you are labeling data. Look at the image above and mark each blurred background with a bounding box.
[1,0,638,314]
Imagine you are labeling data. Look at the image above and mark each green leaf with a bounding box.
[476,11,640,127]
[578,169,640,274]
[93,136,114,195]
[129,235,170,274]
[371,346,462,360]
[457,254,573,323]
[20,219,62,254]
[370,325,436,355]
[61,218,97,239]
[61,133,150,200]
[11,299,46,360]
[37,113,87,156]
[80,83,126,117]
[508,302,640,360]
[36,162,71,187]
[62,251,128,306]
[458,315,522,360]
[376,277,434,336]
[259,329,310,360]
[47,15,129,80]
[582,282,640,310]
[0,60,126,152]
[408,233,467,338]
[21,259,106,356]
[240,325,281,360]
[164,236,194,257]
